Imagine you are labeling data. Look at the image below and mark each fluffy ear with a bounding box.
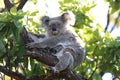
[41,16,50,27]
[61,11,75,26]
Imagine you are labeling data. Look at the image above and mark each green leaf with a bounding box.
[93,73,102,80]
[14,19,22,29]
[30,11,39,16]
[10,7,17,15]
[11,24,19,41]
[0,39,6,58]
[110,2,120,13]
[0,24,11,37]
[0,22,6,31]
[31,0,37,4]
[0,12,11,22]
[115,49,120,56]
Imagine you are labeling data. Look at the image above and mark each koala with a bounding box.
[27,11,85,72]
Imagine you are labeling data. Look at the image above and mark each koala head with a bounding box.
[41,11,75,36]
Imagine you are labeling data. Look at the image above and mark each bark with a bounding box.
[4,0,14,11]
[4,0,27,11]
[17,0,27,10]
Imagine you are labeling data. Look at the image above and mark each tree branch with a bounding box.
[110,11,120,33]
[20,27,34,44]
[0,65,53,80]
[4,0,14,11]
[26,69,85,80]
[105,6,110,32]
[4,0,27,11]
[0,65,85,80]
[24,50,59,66]
[17,0,27,10]
[0,65,26,80]
[88,60,99,80]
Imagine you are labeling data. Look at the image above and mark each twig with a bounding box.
[105,6,110,32]
[0,65,26,80]
[17,0,27,10]
[4,0,14,11]
[88,65,98,80]
[4,0,27,11]
[42,69,83,80]
[0,65,49,80]
[110,11,120,33]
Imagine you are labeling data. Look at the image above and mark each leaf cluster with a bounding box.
[0,7,45,76]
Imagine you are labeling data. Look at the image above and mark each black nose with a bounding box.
[52,27,57,31]
[51,24,57,31]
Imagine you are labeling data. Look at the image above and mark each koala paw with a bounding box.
[26,43,35,49]
[50,67,59,73]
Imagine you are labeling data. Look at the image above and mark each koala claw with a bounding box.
[26,43,35,49]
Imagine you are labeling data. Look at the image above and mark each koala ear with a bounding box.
[61,11,75,26]
[41,16,50,27]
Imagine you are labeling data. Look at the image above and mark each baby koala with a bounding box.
[27,11,85,72]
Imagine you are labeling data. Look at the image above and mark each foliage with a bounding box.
[0,6,45,76]
[105,0,120,14]
[0,0,120,80]
[105,0,120,29]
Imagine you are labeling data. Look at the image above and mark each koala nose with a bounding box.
[51,24,57,31]
[52,27,57,31]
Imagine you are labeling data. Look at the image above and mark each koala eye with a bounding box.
[41,16,50,25]
[45,19,49,24]
[57,23,61,26]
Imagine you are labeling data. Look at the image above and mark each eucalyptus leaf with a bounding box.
[0,40,6,59]
[10,7,17,15]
